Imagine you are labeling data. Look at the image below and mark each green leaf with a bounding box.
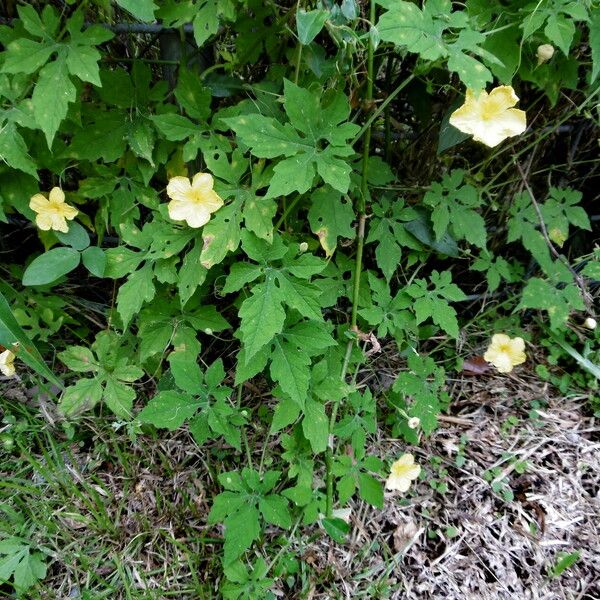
[423,170,486,248]
[0,290,60,386]
[545,13,575,55]
[270,337,311,408]
[2,39,56,74]
[115,0,158,22]
[550,551,580,578]
[0,122,38,178]
[22,247,80,286]
[138,390,202,430]
[222,504,261,565]
[103,377,135,419]
[0,541,47,592]
[277,274,323,321]
[357,472,383,508]
[308,187,355,257]
[17,4,49,38]
[407,271,465,338]
[238,275,285,361]
[200,198,243,269]
[60,378,104,416]
[68,110,128,162]
[128,118,155,165]
[32,55,76,147]
[81,247,106,277]
[104,247,144,279]
[322,516,350,543]
[377,0,493,89]
[178,241,207,308]
[296,8,329,45]
[66,43,102,86]
[186,305,230,333]
[116,265,156,329]
[55,221,90,251]
[271,396,301,432]
[224,85,357,197]
[59,346,98,373]
[243,195,277,243]
[151,113,199,141]
[193,1,221,47]
[223,114,308,159]
[518,278,584,330]
[222,262,263,294]
[302,399,328,454]
[283,321,337,356]
[138,321,173,361]
[377,1,446,60]
[169,352,205,396]
[266,153,316,198]
[175,67,212,120]
[259,494,292,528]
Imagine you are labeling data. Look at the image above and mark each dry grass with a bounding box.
[299,372,599,600]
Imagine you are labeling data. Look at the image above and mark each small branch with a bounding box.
[516,162,593,313]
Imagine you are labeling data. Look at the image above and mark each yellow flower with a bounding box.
[449,86,527,148]
[0,349,16,377]
[483,333,526,373]
[30,187,78,233]
[385,453,421,493]
[166,172,224,228]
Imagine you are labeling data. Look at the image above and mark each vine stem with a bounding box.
[515,161,593,314]
[325,0,375,519]
[350,73,415,147]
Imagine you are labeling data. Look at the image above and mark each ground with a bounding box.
[1,364,598,599]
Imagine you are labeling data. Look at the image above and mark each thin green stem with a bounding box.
[294,44,303,84]
[275,193,301,229]
[237,386,253,468]
[325,0,376,519]
[351,74,416,146]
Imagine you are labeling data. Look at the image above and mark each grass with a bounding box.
[2,348,599,599]
[0,399,221,599]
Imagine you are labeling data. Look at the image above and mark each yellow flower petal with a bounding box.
[0,349,16,377]
[49,187,65,203]
[165,172,224,229]
[200,189,225,213]
[60,204,79,220]
[166,176,193,203]
[192,172,214,193]
[35,213,53,231]
[450,85,527,148]
[385,453,421,492]
[487,85,520,113]
[483,333,526,373]
[50,213,69,233]
[29,188,78,232]
[29,193,49,213]
[168,200,211,228]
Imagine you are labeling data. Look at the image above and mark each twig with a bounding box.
[515,161,593,314]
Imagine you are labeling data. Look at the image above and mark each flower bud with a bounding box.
[204,328,213,335]
[584,317,597,330]
[537,44,554,65]
[408,417,420,429]
[299,242,308,253]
